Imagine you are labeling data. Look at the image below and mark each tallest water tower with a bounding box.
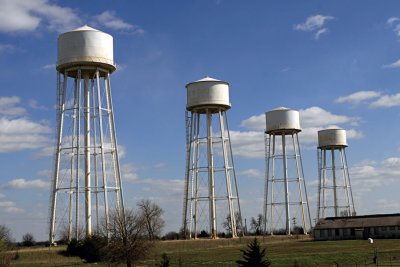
[49,26,125,244]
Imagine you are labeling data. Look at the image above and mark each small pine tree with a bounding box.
[236,238,271,267]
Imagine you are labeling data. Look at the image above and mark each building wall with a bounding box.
[314,226,400,241]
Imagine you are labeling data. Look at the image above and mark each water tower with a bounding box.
[263,107,312,235]
[317,129,356,219]
[49,26,125,244]
[182,77,243,239]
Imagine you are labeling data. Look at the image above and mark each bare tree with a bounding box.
[103,209,153,267]
[22,233,35,246]
[222,212,242,236]
[137,199,165,240]
[250,214,264,235]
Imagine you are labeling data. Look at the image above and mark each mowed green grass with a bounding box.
[9,236,400,266]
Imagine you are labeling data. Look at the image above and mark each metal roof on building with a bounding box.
[315,214,400,229]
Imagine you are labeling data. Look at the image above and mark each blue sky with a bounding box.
[1,0,400,241]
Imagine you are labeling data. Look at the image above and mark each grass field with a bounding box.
[8,236,400,266]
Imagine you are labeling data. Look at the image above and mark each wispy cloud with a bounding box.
[0,96,26,116]
[383,58,400,68]
[5,178,49,190]
[93,10,144,33]
[315,28,328,40]
[29,99,48,111]
[386,16,400,36]
[41,64,55,70]
[294,14,334,40]
[0,200,24,213]
[335,90,400,109]
[0,0,81,33]
[387,17,400,26]
[370,93,400,108]
[335,91,381,105]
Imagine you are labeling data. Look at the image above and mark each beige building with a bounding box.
[314,214,400,241]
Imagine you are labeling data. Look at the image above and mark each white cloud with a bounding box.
[370,93,400,108]
[335,91,381,105]
[0,200,23,213]
[93,11,144,33]
[315,28,328,40]
[230,130,265,158]
[386,16,400,36]
[387,17,400,26]
[294,14,334,39]
[0,117,52,152]
[383,59,400,68]
[0,199,24,213]
[240,114,265,131]
[0,96,26,116]
[351,157,400,194]
[300,106,359,128]
[6,178,49,189]
[0,0,81,33]
[0,96,51,153]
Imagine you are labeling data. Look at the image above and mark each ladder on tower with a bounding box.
[47,72,64,242]
[182,110,192,237]
[263,133,270,234]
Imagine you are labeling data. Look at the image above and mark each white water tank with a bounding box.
[186,77,231,113]
[57,25,116,74]
[265,107,301,134]
[318,129,347,149]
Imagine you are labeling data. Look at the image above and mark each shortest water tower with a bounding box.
[317,129,356,219]
[182,77,243,239]
[263,107,312,235]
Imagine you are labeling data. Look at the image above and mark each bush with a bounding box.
[198,230,209,238]
[162,231,180,240]
[66,236,106,263]
[66,239,80,256]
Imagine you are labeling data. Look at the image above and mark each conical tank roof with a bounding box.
[186,76,229,87]
[185,76,231,112]
[70,25,100,32]
[57,25,116,76]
